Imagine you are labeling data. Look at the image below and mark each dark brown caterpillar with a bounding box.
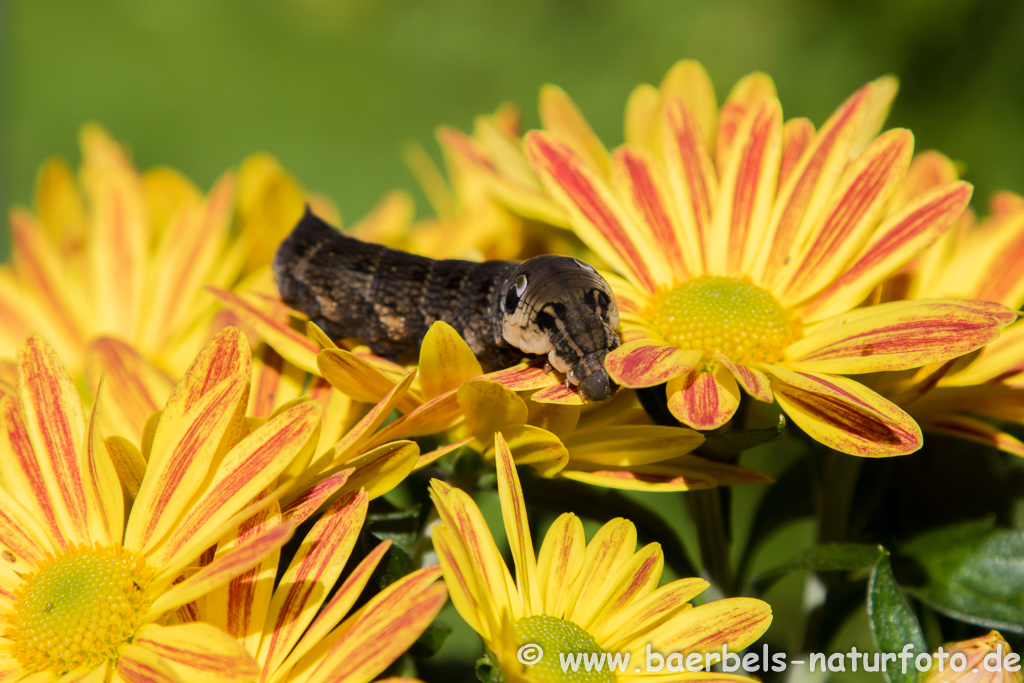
[273,209,621,400]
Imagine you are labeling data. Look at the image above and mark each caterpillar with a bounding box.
[273,209,621,401]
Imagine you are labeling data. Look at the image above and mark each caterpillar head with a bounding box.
[497,255,620,401]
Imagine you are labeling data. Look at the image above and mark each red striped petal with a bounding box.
[753,85,871,287]
[605,341,702,388]
[709,98,782,276]
[133,623,260,683]
[714,354,773,403]
[666,366,740,430]
[785,300,1007,374]
[149,400,320,567]
[86,338,175,443]
[613,146,690,282]
[664,98,719,273]
[778,118,815,190]
[715,72,778,173]
[762,365,922,456]
[526,131,661,292]
[539,84,612,177]
[921,413,1024,458]
[17,334,90,545]
[260,489,368,677]
[779,129,914,304]
[801,182,973,322]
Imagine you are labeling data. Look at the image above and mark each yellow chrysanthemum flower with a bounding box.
[0,327,321,681]
[0,126,337,442]
[430,433,773,683]
[923,631,1022,683]
[500,60,1015,456]
[198,471,446,683]
[870,157,1024,456]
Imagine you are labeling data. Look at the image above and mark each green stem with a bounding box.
[689,487,733,596]
[817,451,863,543]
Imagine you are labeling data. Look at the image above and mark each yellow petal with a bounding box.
[494,433,541,615]
[564,425,704,467]
[148,400,320,568]
[490,424,569,477]
[126,373,250,554]
[82,380,123,544]
[261,489,367,677]
[753,83,871,286]
[666,366,741,430]
[418,321,483,401]
[599,577,707,651]
[150,521,295,615]
[637,596,772,656]
[605,341,702,388]
[338,440,420,501]
[536,513,586,617]
[526,131,666,293]
[539,84,612,177]
[564,519,637,626]
[459,379,528,442]
[716,72,778,171]
[659,60,718,151]
[430,479,518,633]
[785,299,1008,374]
[778,129,914,305]
[762,364,922,457]
[708,98,782,277]
[86,338,175,443]
[297,568,447,683]
[317,348,420,414]
[16,334,90,545]
[800,182,974,322]
[133,623,260,683]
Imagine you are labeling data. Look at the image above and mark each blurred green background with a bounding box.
[3,0,1024,260]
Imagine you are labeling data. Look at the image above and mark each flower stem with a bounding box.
[689,487,734,596]
[817,451,862,543]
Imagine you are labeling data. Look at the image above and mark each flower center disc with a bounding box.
[649,275,800,364]
[514,614,616,683]
[5,545,153,676]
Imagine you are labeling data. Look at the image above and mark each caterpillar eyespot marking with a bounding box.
[273,208,621,401]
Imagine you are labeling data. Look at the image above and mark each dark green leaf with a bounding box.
[868,553,927,683]
[753,543,884,590]
[368,503,422,557]
[409,621,452,659]
[372,541,416,590]
[476,651,503,683]
[899,518,1024,633]
[701,414,787,458]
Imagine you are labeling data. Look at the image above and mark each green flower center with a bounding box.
[5,545,154,677]
[514,614,616,683]
[649,275,801,365]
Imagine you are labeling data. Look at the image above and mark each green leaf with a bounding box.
[753,543,884,590]
[368,503,422,557]
[372,541,416,590]
[409,620,453,659]
[476,650,504,683]
[701,413,787,457]
[899,518,1024,633]
[868,553,927,683]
